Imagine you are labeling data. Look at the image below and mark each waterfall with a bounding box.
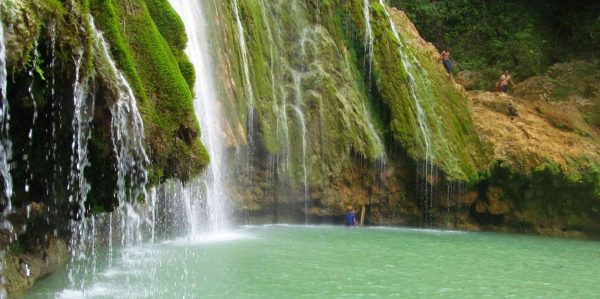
[169,0,229,233]
[256,0,291,215]
[67,50,93,221]
[24,42,41,193]
[49,22,61,204]
[225,0,387,221]
[291,71,310,223]
[378,0,432,159]
[360,0,387,173]
[363,0,374,74]
[0,6,13,215]
[89,18,150,248]
[66,49,95,291]
[64,17,155,294]
[0,13,6,294]
[232,0,257,172]
[258,0,291,177]
[378,0,437,224]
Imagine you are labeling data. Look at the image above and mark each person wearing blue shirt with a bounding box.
[345,206,358,226]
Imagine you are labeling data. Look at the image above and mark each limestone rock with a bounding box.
[468,90,600,174]
[5,238,68,298]
[455,70,483,90]
[485,186,510,215]
[460,191,479,206]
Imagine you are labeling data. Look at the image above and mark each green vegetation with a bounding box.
[89,0,208,182]
[210,0,490,183]
[342,0,488,182]
[484,162,600,234]
[3,0,208,213]
[227,0,387,185]
[391,0,600,88]
[144,0,195,90]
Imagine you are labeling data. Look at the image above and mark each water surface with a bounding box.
[25,225,600,298]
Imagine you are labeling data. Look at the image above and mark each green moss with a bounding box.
[144,0,195,91]
[487,161,600,230]
[89,0,208,182]
[228,0,387,185]
[344,0,488,182]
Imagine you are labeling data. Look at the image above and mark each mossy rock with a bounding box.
[88,0,208,182]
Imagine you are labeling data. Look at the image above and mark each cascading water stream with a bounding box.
[241,1,385,222]
[89,18,150,250]
[66,49,95,292]
[48,23,62,206]
[258,0,290,174]
[0,5,13,216]
[378,0,432,157]
[62,18,155,296]
[169,0,229,233]
[257,0,287,209]
[363,0,374,75]
[291,71,310,223]
[0,10,10,299]
[24,42,41,193]
[232,0,257,174]
[378,0,437,224]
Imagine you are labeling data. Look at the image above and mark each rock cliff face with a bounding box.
[464,61,600,237]
[203,0,599,237]
[203,0,490,225]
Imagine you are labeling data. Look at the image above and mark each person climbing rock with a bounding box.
[345,206,357,227]
[440,49,453,78]
[496,70,514,93]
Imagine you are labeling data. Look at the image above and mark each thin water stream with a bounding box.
[232,0,256,173]
[0,5,13,213]
[363,0,374,73]
[0,9,10,298]
[376,0,440,223]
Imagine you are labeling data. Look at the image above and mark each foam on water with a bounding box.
[57,287,113,299]
[164,231,251,246]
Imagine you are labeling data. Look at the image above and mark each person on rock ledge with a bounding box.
[345,206,358,227]
[440,49,454,78]
[496,70,514,93]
